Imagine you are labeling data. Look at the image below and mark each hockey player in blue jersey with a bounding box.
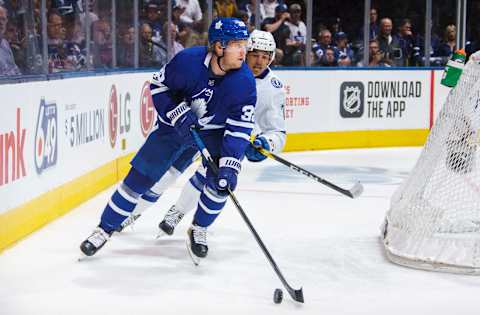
[116,30,286,264]
[80,17,256,257]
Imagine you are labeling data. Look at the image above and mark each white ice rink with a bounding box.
[1,148,478,315]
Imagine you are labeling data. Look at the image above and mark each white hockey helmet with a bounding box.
[247,30,276,64]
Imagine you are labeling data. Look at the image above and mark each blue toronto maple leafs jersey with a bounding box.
[150,46,257,165]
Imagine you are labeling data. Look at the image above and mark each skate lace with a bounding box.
[164,206,185,228]
[88,228,109,247]
[192,225,207,246]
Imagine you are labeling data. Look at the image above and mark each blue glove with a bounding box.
[245,136,270,162]
[206,165,238,197]
[217,166,238,192]
[167,102,199,143]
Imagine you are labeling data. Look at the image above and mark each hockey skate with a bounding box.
[186,224,208,266]
[157,205,185,238]
[115,213,142,233]
[79,227,111,257]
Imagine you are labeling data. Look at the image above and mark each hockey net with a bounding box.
[382,53,480,274]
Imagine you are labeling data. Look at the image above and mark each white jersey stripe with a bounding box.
[151,85,169,95]
[226,118,255,129]
[224,130,251,142]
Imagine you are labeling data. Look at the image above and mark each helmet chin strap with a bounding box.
[216,48,227,73]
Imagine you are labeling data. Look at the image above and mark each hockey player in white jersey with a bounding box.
[118,31,285,261]
[122,31,285,260]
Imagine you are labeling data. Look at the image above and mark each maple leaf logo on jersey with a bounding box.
[191,98,215,126]
[191,98,208,118]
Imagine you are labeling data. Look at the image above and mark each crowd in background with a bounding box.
[0,0,478,77]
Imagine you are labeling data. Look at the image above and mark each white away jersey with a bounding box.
[253,68,286,154]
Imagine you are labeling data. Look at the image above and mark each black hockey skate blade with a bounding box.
[155,229,167,239]
[77,253,89,262]
[185,238,201,266]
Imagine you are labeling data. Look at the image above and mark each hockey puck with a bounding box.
[273,288,283,304]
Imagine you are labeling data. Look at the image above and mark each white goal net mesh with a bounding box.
[382,52,480,274]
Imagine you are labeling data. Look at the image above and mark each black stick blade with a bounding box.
[288,287,304,303]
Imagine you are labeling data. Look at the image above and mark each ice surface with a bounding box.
[1,148,478,315]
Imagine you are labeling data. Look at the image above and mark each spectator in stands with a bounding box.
[283,3,306,65]
[241,0,266,26]
[47,10,69,72]
[367,39,392,67]
[163,21,185,57]
[318,47,338,67]
[0,5,21,75]
[369,8,379,39]
[376,18,403,66]
[144,1,163,43]
[395,18,416,66]
[215,0,237,18]
[312,29,333,64]
[263,0,282,19]
[139,22,162,67]
[434,24,456,58]
[334,31,354,66]
[156,21,184,67]
[171,1,190,46]
[117,26,134,67]
[176,0,203,33]
[90,19,112,69]
[4,19,25,72]
[63,16,86,71]
[79,0,99,30]
[65,17,84,46]
[262,3,290,65]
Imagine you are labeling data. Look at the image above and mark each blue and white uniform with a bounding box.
[120,31,286,232]
[250,67,286,154]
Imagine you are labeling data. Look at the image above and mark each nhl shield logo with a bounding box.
[340,82,364,118]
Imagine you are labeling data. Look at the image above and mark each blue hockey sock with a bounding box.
[99,168,155,233]
[193,185,228,227]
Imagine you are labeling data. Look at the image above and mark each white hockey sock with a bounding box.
[175,178,202,215]
[133,166,181,216]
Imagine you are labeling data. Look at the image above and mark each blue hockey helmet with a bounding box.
[208,17,249,47]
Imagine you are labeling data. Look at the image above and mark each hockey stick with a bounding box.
[254,146,363,199]
[190,129,304,304]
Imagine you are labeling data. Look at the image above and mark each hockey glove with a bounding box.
[166,102,199,143]
[245,136,270,162]
[206,160,239,197]
[217,166,238,193]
